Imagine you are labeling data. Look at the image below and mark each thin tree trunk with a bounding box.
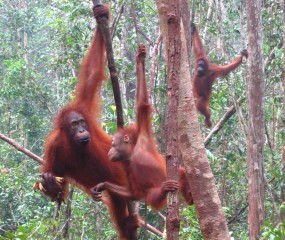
[246,0,266,239]
[149,33,162,99]
[202,0,215,41]
[63,188,74,238]
[156,1,182,239]
[239,0,246,48]
[281,0,285,223]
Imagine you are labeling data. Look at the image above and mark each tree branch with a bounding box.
[0,133,44,164]
[228,203,248,226]
[140,220,164,237]
[110,2,126,40]
[149,33,162,99]
[204,97,245,146]
[130,0,141,44]
[93,0,124,128]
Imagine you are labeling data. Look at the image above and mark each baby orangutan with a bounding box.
[91,44,193,210]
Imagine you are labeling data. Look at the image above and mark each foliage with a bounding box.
[0,0,284,239]
[179,206,203,239]
[261,219,285,240]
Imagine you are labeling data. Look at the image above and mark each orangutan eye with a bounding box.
[80,120,87,128]
[71,121,77,129]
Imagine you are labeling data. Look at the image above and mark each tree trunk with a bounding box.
[179,0,193,77]
[246,0,266,239]
[281,0,285,223]
[63,188,74,239]
[155,1,182,239]
[177,18,231,240]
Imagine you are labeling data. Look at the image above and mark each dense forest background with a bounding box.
[0,0,284,239]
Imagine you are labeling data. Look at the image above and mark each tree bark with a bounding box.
[94,5,124,128]
[246,0,266,239]
[177,20,231,240]
[156,1,230,239]
[0,133,44,164]
[179,0,192,76]
[63,188,74,239]
[156,1,182,239]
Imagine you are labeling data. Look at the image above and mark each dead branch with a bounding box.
[140,220,164,237]
[110,1,126,40]
[0,132,44,164]
[228,203,248,226]
[130,0,141,44]
[204,97,245,146]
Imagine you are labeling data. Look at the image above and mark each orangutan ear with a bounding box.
[123,135,129,143]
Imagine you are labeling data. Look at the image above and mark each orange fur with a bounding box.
[91,45,193,212]
[192,23,248,127]
[37,5,131,239]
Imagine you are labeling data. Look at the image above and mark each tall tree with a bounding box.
[178,4,231,240]
[155,1,182,239]
[246,0,266,239]
[156,1,231,239]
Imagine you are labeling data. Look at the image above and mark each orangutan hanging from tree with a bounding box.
[192,23,248,127]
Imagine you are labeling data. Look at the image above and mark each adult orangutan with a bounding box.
[91,44,193,210]
[192,23,248,127]
[33,5,136,239]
